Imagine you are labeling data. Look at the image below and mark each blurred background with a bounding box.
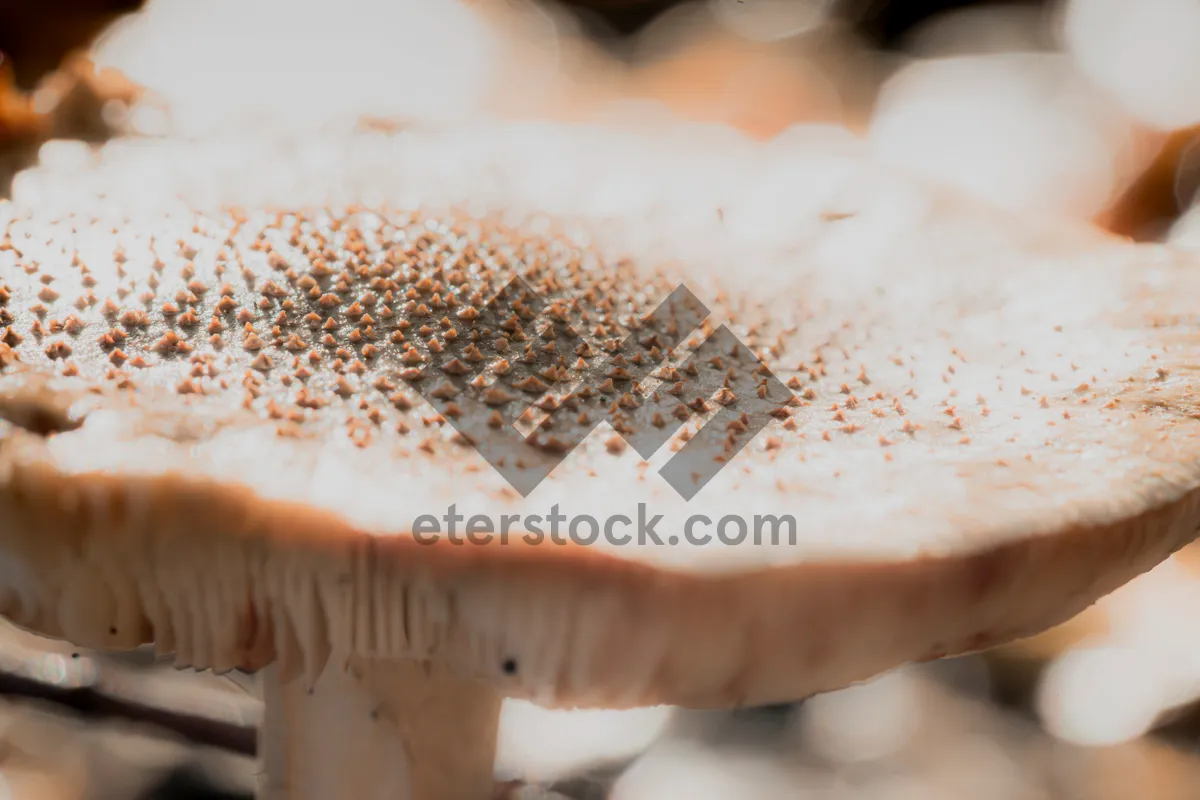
[4,0,1200,797]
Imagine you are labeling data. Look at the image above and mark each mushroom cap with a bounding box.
[1,126,1198,710]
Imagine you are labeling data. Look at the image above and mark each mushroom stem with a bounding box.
[258,658,504,800]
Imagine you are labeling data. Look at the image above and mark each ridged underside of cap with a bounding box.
[0,441,1197,708]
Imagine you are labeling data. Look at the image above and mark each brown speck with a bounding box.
[514,376,549,394]
[431,381,458,400]
[152,331,185,354]
[38,286,59,303]
[244,332,265,350]
[460,344,484,362]
[119,309,149,328]
[536,435,568,452]
[384,391,411,411]
[45,341,72,360]
[606,366,633,381]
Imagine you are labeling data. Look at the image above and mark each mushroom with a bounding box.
[1,127,1199,800]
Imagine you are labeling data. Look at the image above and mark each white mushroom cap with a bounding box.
[0,123,1197,712]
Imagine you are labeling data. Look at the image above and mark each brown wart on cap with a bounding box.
[3,137,1200,800]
